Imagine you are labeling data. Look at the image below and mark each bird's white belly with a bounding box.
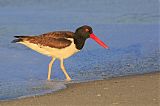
[19,40,79,59]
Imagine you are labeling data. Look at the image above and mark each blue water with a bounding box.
[0,0,159,100]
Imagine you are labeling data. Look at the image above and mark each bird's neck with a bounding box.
[73,35,87,50]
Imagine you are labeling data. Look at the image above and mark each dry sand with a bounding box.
[0,72,159,106]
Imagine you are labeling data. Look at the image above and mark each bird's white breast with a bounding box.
[19,38,80,59]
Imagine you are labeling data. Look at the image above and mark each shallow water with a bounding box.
[0,0,159,100]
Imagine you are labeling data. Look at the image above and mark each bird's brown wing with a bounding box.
[14,31,75,49]
[40,31,74,38]
[27,37,72,49]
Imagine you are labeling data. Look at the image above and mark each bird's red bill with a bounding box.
[90,33,109,49]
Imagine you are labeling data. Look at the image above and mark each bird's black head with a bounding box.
[75,25,93,39]
[74,25,109,50]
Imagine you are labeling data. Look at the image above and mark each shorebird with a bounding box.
[12,25,109,81]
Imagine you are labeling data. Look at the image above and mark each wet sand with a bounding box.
[0,72,159,106]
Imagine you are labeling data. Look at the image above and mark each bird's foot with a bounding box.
[47,78,51,81]
[65,77,71,81]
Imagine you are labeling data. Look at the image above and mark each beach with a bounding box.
[0,0,159,101]
[0,72,159,106]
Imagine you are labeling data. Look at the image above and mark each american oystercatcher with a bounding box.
[12,25,109,81]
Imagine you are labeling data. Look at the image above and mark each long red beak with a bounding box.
[90,33,109,48]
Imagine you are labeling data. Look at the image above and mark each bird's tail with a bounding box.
[11,36,30,43]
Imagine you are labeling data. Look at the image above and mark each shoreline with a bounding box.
[0,72,159,106]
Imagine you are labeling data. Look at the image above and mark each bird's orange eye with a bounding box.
[85,28,89,32]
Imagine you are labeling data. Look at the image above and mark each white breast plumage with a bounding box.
[19,38,80,59]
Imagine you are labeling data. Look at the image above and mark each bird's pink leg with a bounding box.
[60,59,71,81]
[47,57,56,81]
